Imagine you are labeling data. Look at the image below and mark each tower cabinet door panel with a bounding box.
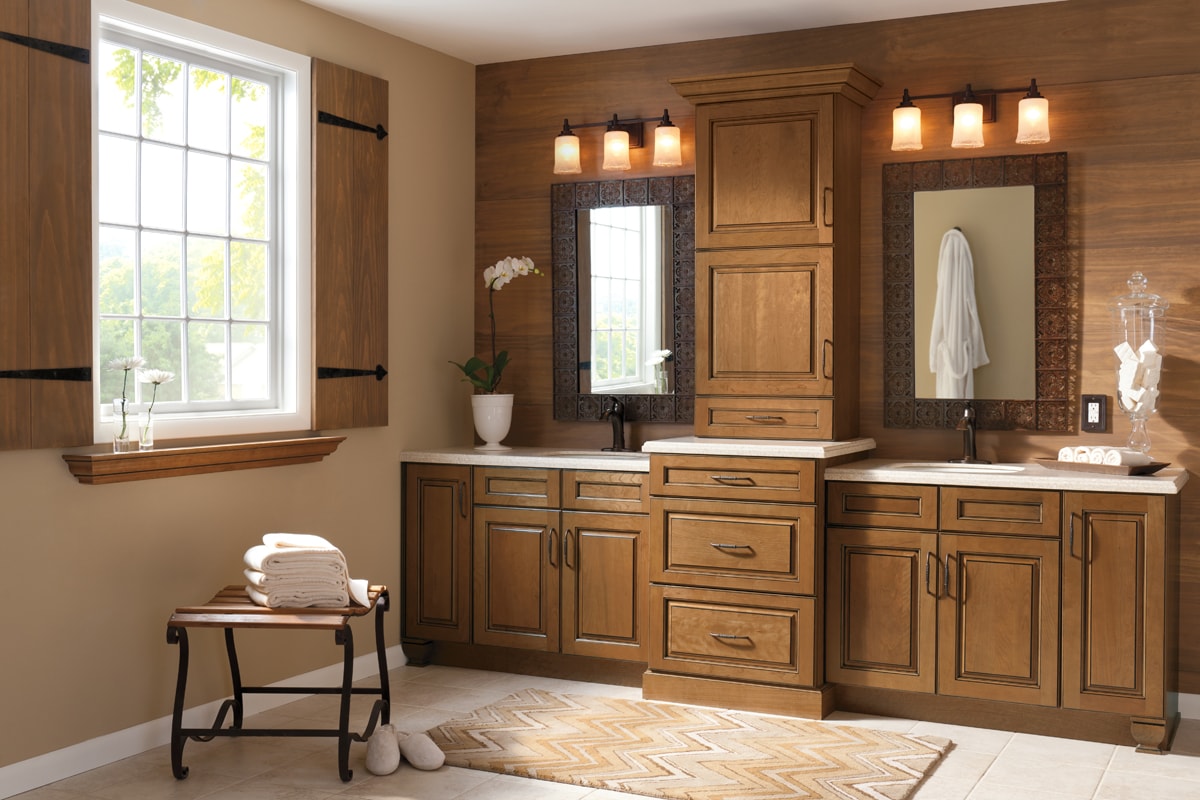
[403,464,471,643]
[938,533,1059,707]
[826,527,937,692]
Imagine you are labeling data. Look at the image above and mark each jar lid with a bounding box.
[1110,272,1169,318]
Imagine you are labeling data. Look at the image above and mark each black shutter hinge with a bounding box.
[317,364,388,381]
[0,31,89,64]
[317,110,387,140]
[0,366,92,381]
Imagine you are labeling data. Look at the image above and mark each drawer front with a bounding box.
[652,498,815,594]
[941,487,1060,537]
[562,469,649,513]
[650,584,816,686]
[827,482,938,530]
[474,466,560,508]
[695,396,834,440]
[651,455,815,504]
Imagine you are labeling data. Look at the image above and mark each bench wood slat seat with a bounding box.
[166,584,390,782]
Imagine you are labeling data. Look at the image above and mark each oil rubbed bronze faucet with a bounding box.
[950,401,990,464]
[601,397,630,452]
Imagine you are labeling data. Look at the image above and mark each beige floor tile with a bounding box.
[1106,743,1200,782]
[1092,768,1200,799]
[823,710,919,733]
[974,756,1104,798]
[453,773,594,800]
[334,764,494,800]
[966,783,1085,800]
[909,721,1014,755]
[1001,731,1117,767]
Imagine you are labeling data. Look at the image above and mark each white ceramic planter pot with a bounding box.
[472,393,513,450]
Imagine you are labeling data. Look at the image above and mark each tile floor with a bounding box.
[14,665,1200,800]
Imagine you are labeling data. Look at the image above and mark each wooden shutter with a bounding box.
[0,0,92,450]
[311,58,389,429]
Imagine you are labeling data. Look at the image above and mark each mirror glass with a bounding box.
[552,176,694,423]
[882,153,1077,431]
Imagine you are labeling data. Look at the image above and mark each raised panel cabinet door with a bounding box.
[561,511,648,661]
[696,248,833,397]
[403,464,471,643]
[1062,493,1172,721]
[826,527,937,692]
[938,533,1059,706]
[695,95,833,249]
[473,506,560,652]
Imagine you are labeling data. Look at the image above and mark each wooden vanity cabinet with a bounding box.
[673,65,879,441]
[403,463,472,644]
[472,466,650,661]
[1062,491,1180,752]
[826,482,1061,708]
[645,454,829,717]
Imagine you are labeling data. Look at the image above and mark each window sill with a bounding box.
[62,432,346,484]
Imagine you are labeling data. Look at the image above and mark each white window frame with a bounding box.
[93,0,311,442]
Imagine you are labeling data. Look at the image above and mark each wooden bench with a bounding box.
[166,584,389,782]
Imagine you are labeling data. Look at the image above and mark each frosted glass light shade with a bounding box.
[602,129,631,170]
[951,102,985,148]
[1016,95,1050,144]
[653,123,682,166]
[891,104,923,151]
[553,133,581,174]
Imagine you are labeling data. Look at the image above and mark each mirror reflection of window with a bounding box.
[584,206,667,394]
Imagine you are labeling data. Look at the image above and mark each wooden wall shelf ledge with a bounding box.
[62,433,346,484]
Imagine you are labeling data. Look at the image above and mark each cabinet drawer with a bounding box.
[562,469,648,513]
[650,584,816,686]
[474,466,560,508]
[695,396,834,441]
[941,487,1060,537]
[652,498,815,594]
[827,482,938,530]
[651,455,815,504]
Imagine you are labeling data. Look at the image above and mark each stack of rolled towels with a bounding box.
[243,533,369,608]
[1056,445,1152,467]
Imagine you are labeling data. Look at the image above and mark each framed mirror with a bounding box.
[882,153,1077,431]
[552,176,695,422]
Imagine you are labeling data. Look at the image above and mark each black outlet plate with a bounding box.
[1081,394,1108,433]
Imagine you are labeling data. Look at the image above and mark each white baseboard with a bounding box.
[0,644,406,800]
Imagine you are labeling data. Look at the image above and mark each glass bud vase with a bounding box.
[112,398,135,453]
[139,410,155,451]
[1109,272,1168,454]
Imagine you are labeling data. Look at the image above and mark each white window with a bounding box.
[587,206,665,393]
[95,0,310,440]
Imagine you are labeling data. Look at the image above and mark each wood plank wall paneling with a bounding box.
[474,0,1200,689]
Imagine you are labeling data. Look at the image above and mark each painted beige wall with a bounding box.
[0,0,476,768]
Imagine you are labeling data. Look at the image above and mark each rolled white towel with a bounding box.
[1057,446,1075,462]
[1102,448,1153,467]
[246,584,349,608]
[1088,448,1106,464]
[1074,446,1091,463]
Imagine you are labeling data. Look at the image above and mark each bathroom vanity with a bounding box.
[400,442,1186,752]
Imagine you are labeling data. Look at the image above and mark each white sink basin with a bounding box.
[545,449,646,458]
[889,461,1025,474]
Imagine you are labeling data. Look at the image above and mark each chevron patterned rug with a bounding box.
[427,688,951,800]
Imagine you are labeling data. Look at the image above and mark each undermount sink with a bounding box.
[545,449,646,458]
[889,461,1025,474]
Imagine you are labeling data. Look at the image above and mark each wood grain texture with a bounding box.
[312,58,388,429]
[475,0,1200,691]
[403,463,472,643]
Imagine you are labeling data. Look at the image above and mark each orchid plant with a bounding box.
[450,256,541,393]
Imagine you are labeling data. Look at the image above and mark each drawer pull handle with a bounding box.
[710,633,752,642]
[710,475,753,483]
[744,415,785,422]
[711,542,754,552]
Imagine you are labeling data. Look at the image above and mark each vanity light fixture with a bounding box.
[552,109,681,173]
[890,79,1051,151]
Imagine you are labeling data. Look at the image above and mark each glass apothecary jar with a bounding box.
[1109,272,1168,453]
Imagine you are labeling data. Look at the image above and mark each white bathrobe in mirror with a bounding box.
[929,228,989,399]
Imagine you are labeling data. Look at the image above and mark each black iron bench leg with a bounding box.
[167,625,190,780]
[223,628,244,729]
[375,590,391,725]
[336,625,355,782]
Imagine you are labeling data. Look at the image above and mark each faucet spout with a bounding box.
[601,397,630,452]
[949,402,989,464]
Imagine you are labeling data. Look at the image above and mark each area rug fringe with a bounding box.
[428,688,952,800]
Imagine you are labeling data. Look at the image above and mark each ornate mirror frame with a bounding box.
[551,175,695,423]
[882,153,1078,431]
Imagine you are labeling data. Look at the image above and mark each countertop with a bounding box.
[825,458,1188,495]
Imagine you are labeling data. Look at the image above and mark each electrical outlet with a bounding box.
[1081,394,1107,433]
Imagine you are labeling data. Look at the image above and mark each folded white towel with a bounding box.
[244,568,347,591]
[246,584,349,608]
[243,543,346,574]
[1057,446,1075,462]
[263,532,339,550]
[1102,448,1153,467]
